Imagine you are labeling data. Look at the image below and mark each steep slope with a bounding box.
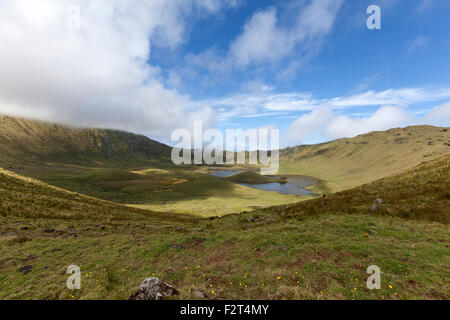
[0,116,170,165]
[0,167,192,222]
[1,154,448,300]
[281,125,450,191]
[273,153,449,224]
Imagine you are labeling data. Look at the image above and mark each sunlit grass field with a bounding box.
[0,118,449,300]
[1,154,448,300]
[280,125,450,192]
[1,213,448,300]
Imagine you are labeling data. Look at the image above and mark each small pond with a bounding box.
[209,170,318,196]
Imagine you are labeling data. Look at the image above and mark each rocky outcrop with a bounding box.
[129,278,179,300]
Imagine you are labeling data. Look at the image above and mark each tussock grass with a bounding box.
[0,118,449,300]
[0,168,195,222]
[0,155,448,300]
[273,154,450,224]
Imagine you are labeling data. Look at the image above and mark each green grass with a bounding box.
[280,125,450,191]
[1,213,448,300]
[280,154,450,224]
[0,167,194,222]
[0,115,170,164]
[0,154,448,300]
[3,117,448,217]
[4,160,308,216]
[1,117,449,300]
[132,184,307,217]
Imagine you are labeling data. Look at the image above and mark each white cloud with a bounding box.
[416,0,435,12]
[230,8,292,67]
[229,0,343,67]
[287,103,450,145]
[287,107,332,144]
[0,0,236,140]
[423,102,450,126]
[196,85,450,121]
[325,106,412,138]
[329,87,450,108]
[181,0,344,79]
[408,36,430,53]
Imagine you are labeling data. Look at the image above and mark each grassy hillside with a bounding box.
[0,116,170,166]
[0,167,193,222]
[276,153,450,224]
[0,117,307,215]
[280,126,450,192]
[1,154,448,300]
[1,117,448,218]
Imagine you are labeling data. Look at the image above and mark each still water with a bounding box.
[210,170,317,196]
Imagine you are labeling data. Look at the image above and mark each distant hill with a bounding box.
[275,152,450,224]
[0,116,170,166]
[280,126,450,192]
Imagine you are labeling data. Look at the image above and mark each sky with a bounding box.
[0,0,449,147]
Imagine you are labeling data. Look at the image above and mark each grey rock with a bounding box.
[94,223,104,230]
[190,288,209,300]
[18,265,32,275]
[129,277,179,300]
[371,198,384,212]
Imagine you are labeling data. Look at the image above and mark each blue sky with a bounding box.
[0,0,449,146]
[150,0,450,144]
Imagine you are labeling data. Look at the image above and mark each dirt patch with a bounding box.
[203,245,236,269]
[181,237,206,249]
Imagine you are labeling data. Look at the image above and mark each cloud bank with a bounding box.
[288,102,450,145]
[0,0,447,148]
[0,0,240,139]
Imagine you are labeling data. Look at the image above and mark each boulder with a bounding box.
[190,288,209,300]
[94,223,104,230]
[371,198,384,212]
[129,277,179,300]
